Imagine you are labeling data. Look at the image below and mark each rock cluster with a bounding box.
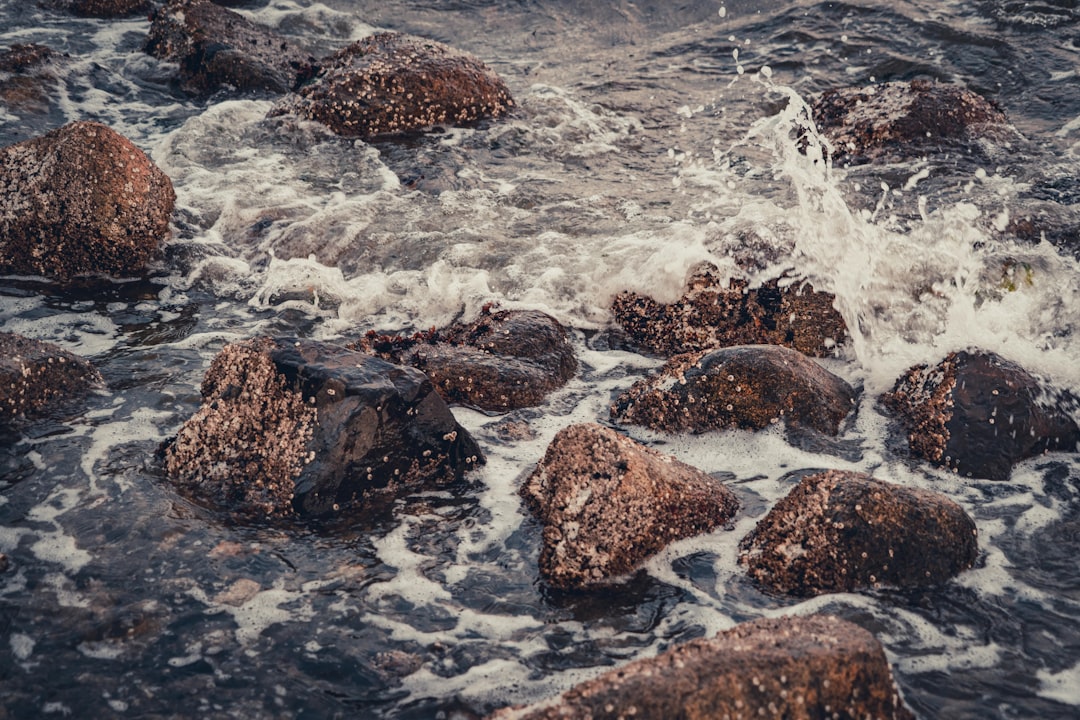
[0,333,102,426]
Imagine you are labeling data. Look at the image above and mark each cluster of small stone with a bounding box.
[0,332,102,425]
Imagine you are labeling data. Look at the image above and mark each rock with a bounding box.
[980,0,1080,29]
[161,337,483,518]
[0,333,102,427]
[739,469,978,597]
[0,44,63,115]
[268,32,514,138]
[489,614,914,720]
[881,350,1080,480]
[811,79,1014,164]
[611,345,856,436]
[144,0,316,94]
[613,266,847,358]
[0,120,175,280]
[356,309,576,412]
[520,423,738,590]
[47,0,150,18]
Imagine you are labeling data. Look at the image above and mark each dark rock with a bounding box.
[489,614,915,720]
[0,121,175,280]
[0,44,64,115]
[612,265,847,358]
[268,32,514,138]
[0,332,102,427]
[882,350,1080,480]
[47,0,150,18]
[811,79,1014,164]
[980,0,1080,29]
[162,337,483,518]
[520,423,738,590]
[145,0,315,95]
[0,44,58,73]
[739,469,978,597]
[611,345,856,436]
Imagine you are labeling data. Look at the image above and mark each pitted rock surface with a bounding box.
[269,32,514,138]
[520,423,737,590]
[489,614,915,720]
[739,470,978,597]
[0,333,102,426]
[611,344,855,436]
[0,121,175,280]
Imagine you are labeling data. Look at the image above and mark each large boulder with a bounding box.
[0,333,102,427]
[144,0,316,94]
[739,469,979,597]
[520,423,738,590]
[0,121,175,280]
[881,350,1080,480]
[268,32,514,138]
[489,614,915,720]
[611,345,856,436]
[161,337,483,518]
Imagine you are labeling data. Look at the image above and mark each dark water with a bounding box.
[4,1,1080,718]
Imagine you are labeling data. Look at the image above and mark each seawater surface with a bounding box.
[3,1,1080,718]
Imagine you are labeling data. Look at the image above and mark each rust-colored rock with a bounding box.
[268,32,514,138]
[882,350,1080,480]
[0,44,63,115]
[611,345,856,436]
[0,121,175,280]
[739,470,978,597]
[0,333,102,427]
[489,614,915,720]
[520,423,737,590]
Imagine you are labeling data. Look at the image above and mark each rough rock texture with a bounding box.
[520,423,738,590]
[0,120,176,280]
[48,0,150,18]
[144,0,316,94]
[489,614,915,720]
[356,309,576,412]
[162,337,484,517]
[612,267,847,358]
[882,350,1080,480]
[0,44,63,115]
[980,0,1080,29]
[0,333,102,427]
[739,470,978,597]
[811,79,1014,164]
[268,32,514,138]
[612,345,856,436]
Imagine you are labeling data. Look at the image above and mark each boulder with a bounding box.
[161,337,483,518]
[881,350,1080,480]
[611,345,856,436]
[0,120,175,280]
[489,614,915,720]
[739,469,978,597]
[0,44,63,115]
[0,333,102,427]
[48,0,150,17]
[520,423,738,590]
[612,267,847,358]
[144,0,316,94]
[268,32,514,138]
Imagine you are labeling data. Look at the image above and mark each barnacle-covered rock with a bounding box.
[979,0,1080,29]
[0,333,102,427]
[47,0,149,18]
[0,43,64,116]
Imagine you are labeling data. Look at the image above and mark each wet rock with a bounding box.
[612,266,847,358]
[268,32,514,138]
[980,0,1080,29]
[882,350,1080,480]
[520,423,738,590]
[611,345,856,436]
[48,0,150,18]
[356,309,576,412]
[162,337,483,518]
[489,614,914,720]
[0,120,175,280]
[0,333,102,427]
[144,0,316,95]
[739,470,978,597]
[811,79,1015,164]
[0,44,64,115]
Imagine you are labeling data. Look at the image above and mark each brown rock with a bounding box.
[0,44,63,115]
[611,344,856,436]
[882,350,1080,480]
[48,0,150,18]
[0,333,102,426]
[739,469,978,597]
[0,121,175,280]
[520,423,738,590]
[489,614,914,720]
[268,32,514,138]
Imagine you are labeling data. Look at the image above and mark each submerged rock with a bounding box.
[739,469,978,597]
[520,423,738,590]
[48,0,149,18]
[0,333,102,427]
[980,0,1080,29]
[0,43,64,115]
[612,345,856,436]
[490,614,914,720]
[162,337,483,518]
[0,121,175,280]
[269,32,514,138]
[882,350,1080,480]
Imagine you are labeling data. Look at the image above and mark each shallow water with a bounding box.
[3,1,1080,718]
